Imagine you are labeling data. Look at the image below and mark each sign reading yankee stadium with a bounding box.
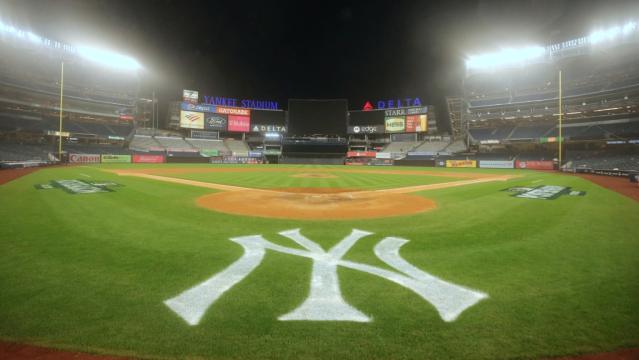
[203,95,279,110]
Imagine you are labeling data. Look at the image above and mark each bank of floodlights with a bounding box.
[589,21,637,45]
[466,20,638,72]
[465,45,546,71]
[0,19,142,72]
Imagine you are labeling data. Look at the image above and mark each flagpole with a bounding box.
[558,70,562,169]
[58,61,64,161]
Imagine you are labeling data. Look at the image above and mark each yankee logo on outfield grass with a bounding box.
[165,229,488,325]
[504,185,585,200]
[35,180,122,194]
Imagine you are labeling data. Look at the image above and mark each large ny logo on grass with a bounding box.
[164,229,488,325]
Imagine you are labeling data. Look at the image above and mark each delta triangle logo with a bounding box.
[362,101,374,111]
[164,229,488,325]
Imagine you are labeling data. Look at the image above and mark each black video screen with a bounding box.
[287,99,348,136]
[349,110,385,126]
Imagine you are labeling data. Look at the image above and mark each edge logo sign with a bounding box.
[348,125,383,134]
[504,185,585,199]
[165,229,487,325]
[35,180,122,194]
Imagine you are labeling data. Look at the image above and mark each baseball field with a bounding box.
[1,164,638,359]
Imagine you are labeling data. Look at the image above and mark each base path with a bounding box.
[113,168,515,220]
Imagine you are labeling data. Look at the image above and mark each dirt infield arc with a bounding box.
[111,168,516,220]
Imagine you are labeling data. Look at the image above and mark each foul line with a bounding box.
[114,172,513,196]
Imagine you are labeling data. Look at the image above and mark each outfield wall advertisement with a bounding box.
[132,154,165,163]
[69,154,100,164]
[101,155,131,163]
[479,160,514,169]
[446,160,477,168]
[347,151,377,158]
[515,160,554,170]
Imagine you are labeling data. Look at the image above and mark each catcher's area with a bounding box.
[111,167,515,220]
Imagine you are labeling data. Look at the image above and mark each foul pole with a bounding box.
[558,70,563,169]
[58,61,64,161]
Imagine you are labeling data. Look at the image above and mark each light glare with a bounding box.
[76,45,142,71]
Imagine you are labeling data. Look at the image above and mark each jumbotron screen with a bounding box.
[287,99,348,136]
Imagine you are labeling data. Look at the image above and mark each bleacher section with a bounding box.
[469,120,639,144]
[382,141,421,154]
[0,143,50,162]
[411,140,449,153]
[155,136,195,150]
[185,138,229,153]
[567,151,639,171]
[0,114,133,138]
[224,139,250,154]
[443,140,468,153]
[130,135,162,151]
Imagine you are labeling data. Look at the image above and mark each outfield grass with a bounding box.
[1,164,638,359]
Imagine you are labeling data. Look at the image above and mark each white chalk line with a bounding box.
[113,171,511,197]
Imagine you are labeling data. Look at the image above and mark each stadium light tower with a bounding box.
[56,47,141,160]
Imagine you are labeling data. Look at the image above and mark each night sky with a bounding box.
[1,0,638,111]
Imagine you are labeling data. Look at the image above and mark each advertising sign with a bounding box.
[347,125,384,134]
[101,154,131,163]
[446,160,477,168]
[216,106,251,116]
[479,160,514,169]
[376,152,392,159]
[248,151,263,158]
[199,149,219,157]
[210,156,263,164]
[405,115,428,133]
[180,110,205,129]
[346,151,377,158]
[183,89,199,104]
[132,154,165,163]
[251,124,287,133]
[181,102,216,113]
[384,106,428,117]
[228,115,250,132]
[69,153,100,164]
[515,160,554,170]
[204,113,228,131]
[384,116,406,133]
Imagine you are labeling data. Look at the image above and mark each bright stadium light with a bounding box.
[589,21,638,45]
[76,45,142,72]
[466,45,546,71]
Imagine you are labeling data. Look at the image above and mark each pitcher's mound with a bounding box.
[196,187,436,220]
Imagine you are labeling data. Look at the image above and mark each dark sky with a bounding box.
[1,0,638,110]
